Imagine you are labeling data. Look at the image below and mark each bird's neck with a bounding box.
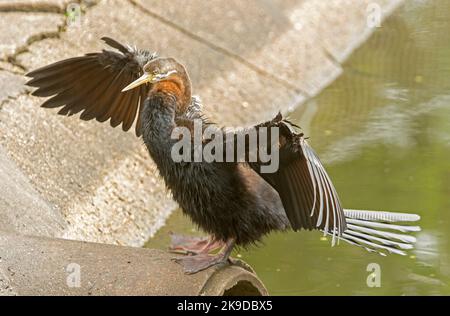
[143,91,176,135]
[141,92,178,163]
[150,78,191,115]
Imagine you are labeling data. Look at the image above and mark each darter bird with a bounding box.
[26,37,421,274]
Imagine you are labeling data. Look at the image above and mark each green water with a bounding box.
[146,1,450,295]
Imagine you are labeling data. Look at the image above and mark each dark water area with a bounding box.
[146,1,450,295]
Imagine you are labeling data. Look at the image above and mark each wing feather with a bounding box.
[26,37,157,136]
[246,114,347,237]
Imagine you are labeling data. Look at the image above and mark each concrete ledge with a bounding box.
[0,230,267,296]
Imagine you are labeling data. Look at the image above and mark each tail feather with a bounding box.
[344,209,420,222]
[346,223,417,243]
[342,232,408,256]
[345,218,421,233]
[325,209,421,256]
[344,229,413,250]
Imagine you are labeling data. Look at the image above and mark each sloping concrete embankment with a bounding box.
[0,0,403,295]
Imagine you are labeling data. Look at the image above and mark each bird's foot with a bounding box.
[172,253,229,274]
[172,238,236,274]
[168,233,223,255]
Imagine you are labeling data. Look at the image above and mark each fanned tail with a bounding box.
[324,209,421,256]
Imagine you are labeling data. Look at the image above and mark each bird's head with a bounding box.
[122,57,191,113]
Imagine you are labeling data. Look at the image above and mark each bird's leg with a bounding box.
[169,233,224,255]
[172,238,236,274]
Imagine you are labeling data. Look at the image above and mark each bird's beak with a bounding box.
[122,72,154,92]
[121,70,177,92]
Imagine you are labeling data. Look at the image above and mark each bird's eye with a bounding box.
[152,69,159,75]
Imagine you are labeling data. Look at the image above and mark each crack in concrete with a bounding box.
[0,4,64,14]
[128,0,308,97]
[5,30,63,72]
[0,95,23,112]
[0,0,98,14]
[0,66,24,76]
[0,0,101,111]
[10,30,63,72]
[1,0,101,74]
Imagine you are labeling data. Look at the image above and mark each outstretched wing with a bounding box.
[241,113,346,243]
[26,37,157,136]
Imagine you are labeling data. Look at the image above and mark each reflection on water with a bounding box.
[146,1,450,295]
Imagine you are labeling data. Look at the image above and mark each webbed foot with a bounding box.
[172,238,236,274]
[168,233,223,255]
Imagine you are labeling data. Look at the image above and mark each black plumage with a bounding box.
[26,38,421,273]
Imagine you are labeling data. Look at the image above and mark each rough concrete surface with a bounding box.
[0,71,28,102]
[0,146,66,237]
[0,230,267,295]
[0,0,404,248]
